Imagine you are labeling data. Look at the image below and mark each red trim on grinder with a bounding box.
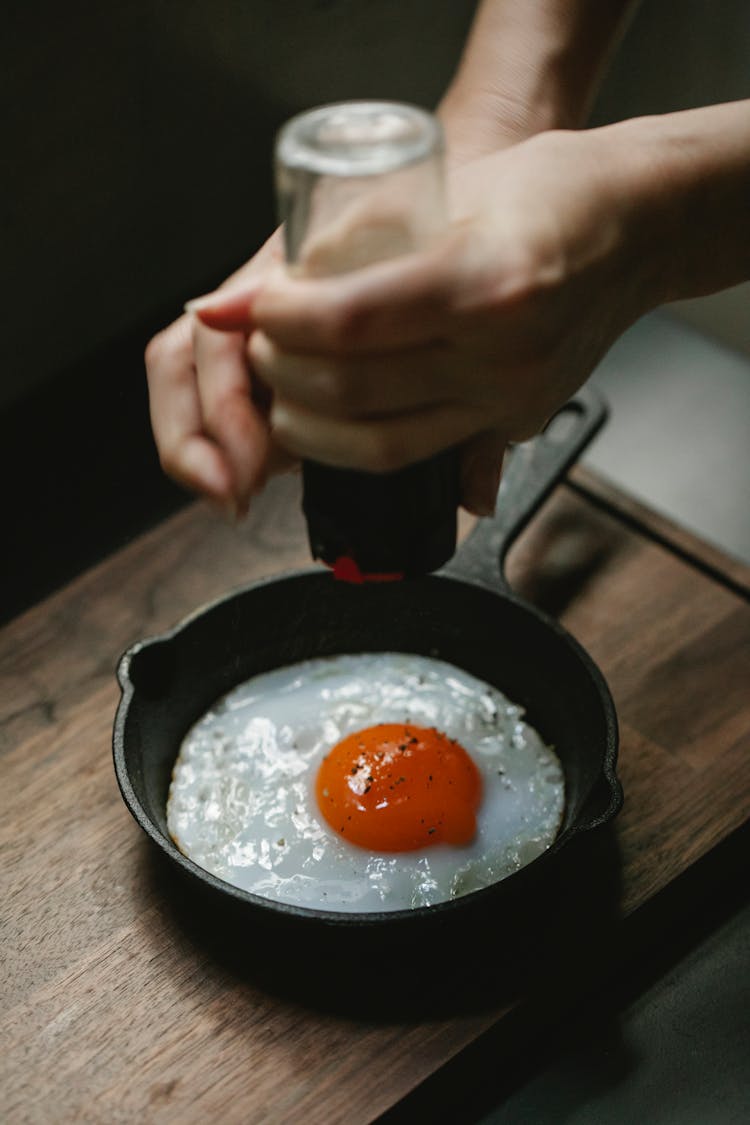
[330,557,405,584]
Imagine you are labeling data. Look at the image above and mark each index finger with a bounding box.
[251,231,469,354]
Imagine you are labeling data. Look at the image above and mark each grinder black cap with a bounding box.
[302,447,459,581]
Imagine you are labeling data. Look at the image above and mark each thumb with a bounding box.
[184,279,266,333]
[184,228,285,332]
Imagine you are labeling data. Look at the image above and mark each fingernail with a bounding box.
[184,294,214,314]
[185,289,255,331]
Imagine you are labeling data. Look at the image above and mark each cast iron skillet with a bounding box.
[113,385,622,947]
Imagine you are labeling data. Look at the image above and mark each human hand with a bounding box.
[145,0,641,519]
[144,88,532,520]
[195,128,656,514]
[144,228,296,519]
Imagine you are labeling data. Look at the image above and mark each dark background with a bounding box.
[3,0,748,622]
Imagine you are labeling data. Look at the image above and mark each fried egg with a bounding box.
[166,653,565,912]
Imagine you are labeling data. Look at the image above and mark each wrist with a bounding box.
[585,119,676,314]
[594,104,750,308]
[437,0,636,165]
[438,69,569,165]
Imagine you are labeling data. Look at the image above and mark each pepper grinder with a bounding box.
[275,101,459,581]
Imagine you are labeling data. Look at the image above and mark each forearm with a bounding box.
[604,100,750,305]
[438,0,637,159]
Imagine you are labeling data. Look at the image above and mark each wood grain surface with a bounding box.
[2,473,749,1124]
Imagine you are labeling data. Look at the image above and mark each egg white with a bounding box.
[166,653,565,912]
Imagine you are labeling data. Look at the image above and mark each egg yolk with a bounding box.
[315,724,482,852]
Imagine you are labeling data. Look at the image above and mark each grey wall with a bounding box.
[4,0,748,411]
[4,1,477,408]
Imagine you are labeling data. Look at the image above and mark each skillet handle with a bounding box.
[439,383,608,591]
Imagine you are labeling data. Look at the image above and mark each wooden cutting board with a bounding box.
[1,470,748,1124]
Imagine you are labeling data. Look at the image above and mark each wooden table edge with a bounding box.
[567,464,750,599]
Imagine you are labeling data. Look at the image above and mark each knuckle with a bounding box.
[507,245,541,291]
[156,442,181,481]
[268,403,301,455]
[248,329,270,369]
[325,298,368,351]
[313,366,360,414]
[145,317,192,371]
[144,332,165,371]
[357,430,409,473]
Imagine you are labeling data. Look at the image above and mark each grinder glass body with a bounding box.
[274,101,459,580]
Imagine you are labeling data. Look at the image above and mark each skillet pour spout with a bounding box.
[113,385,622,944]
